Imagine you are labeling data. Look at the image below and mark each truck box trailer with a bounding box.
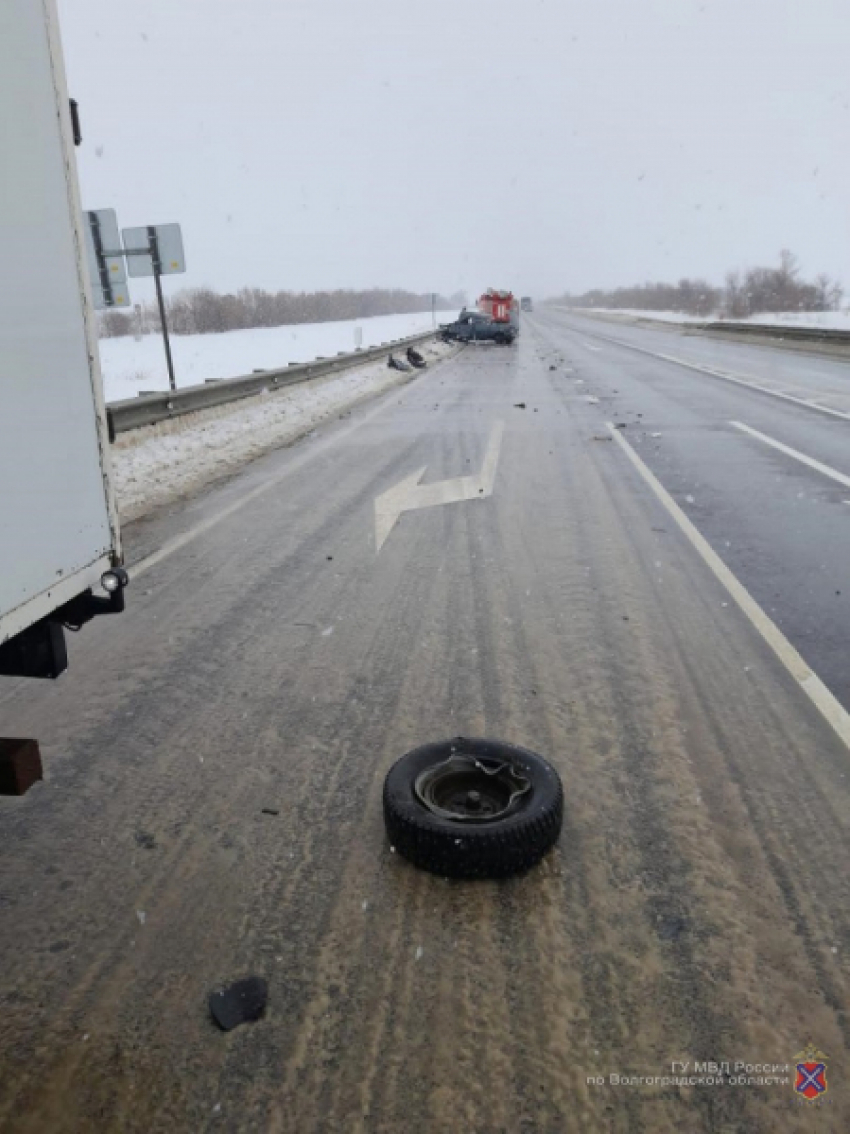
[0,0,126,683]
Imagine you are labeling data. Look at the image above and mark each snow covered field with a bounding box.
[112,339,455,523]
[572,307,850,330]
[99,310,458,404]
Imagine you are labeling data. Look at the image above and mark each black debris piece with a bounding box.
[209,977,268,1031]
[0,739,42,796]
[513,402,526,409]
[657,916,687,942]
[614,422,627,429]
[261,808,280,816]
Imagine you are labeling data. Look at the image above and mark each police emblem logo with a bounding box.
[793,1044,829,1102]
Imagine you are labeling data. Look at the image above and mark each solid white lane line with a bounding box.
[730,421,850,489]
[606,421,850,752]
[575,326,850,422]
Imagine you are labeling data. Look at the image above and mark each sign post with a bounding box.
[150,230,176,391]
[122,223,186,393]
[84,210,186,391]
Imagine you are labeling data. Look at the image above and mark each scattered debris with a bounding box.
[135,831,156,850]
[549,365,557,371]
[406,347,427,369]
[209,976,268,1031]
[513,402,526,409]
[614,422,627,430]
[261,808,280,816]
[415,946,423,961]
[326,555,333,561]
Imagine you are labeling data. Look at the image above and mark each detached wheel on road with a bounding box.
[383,738,563,879]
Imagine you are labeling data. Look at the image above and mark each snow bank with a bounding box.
[99,310,458,403]
[112,339,454,522]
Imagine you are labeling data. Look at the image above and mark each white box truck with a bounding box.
[0,0,127,683]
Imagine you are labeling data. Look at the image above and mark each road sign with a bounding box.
[84,209,129,308]
[122,224,185,277]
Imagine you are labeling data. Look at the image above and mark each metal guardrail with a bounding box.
[106,327,442,437]
[696,321,850,344]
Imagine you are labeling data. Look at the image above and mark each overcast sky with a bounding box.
[58,0,850,303]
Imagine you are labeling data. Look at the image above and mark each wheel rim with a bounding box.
[414,753,531,823]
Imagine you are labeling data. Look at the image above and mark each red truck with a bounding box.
[477,289,518,325]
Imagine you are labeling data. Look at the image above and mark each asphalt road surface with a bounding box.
[1,316,849,1133]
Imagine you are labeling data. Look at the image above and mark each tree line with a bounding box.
[98,286,467,338]
[550,251,843,319]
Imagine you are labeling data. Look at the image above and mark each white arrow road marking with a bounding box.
[375,420,505,552]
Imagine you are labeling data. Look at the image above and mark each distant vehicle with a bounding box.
[439,310,516,345]
[520,296,533,312]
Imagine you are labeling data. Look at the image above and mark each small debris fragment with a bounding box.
[614,422,627,430]
[136,910,146,926]
[584,396,599,405]
[326,556,333,561]
[513,402,526,409]
[415,946,423,961]
[549,365,557,371]
[209,976,268,1031]
[651,432,662,438]
[592,434,613,442]
[657,916,687,941]
[261,808,280,816]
